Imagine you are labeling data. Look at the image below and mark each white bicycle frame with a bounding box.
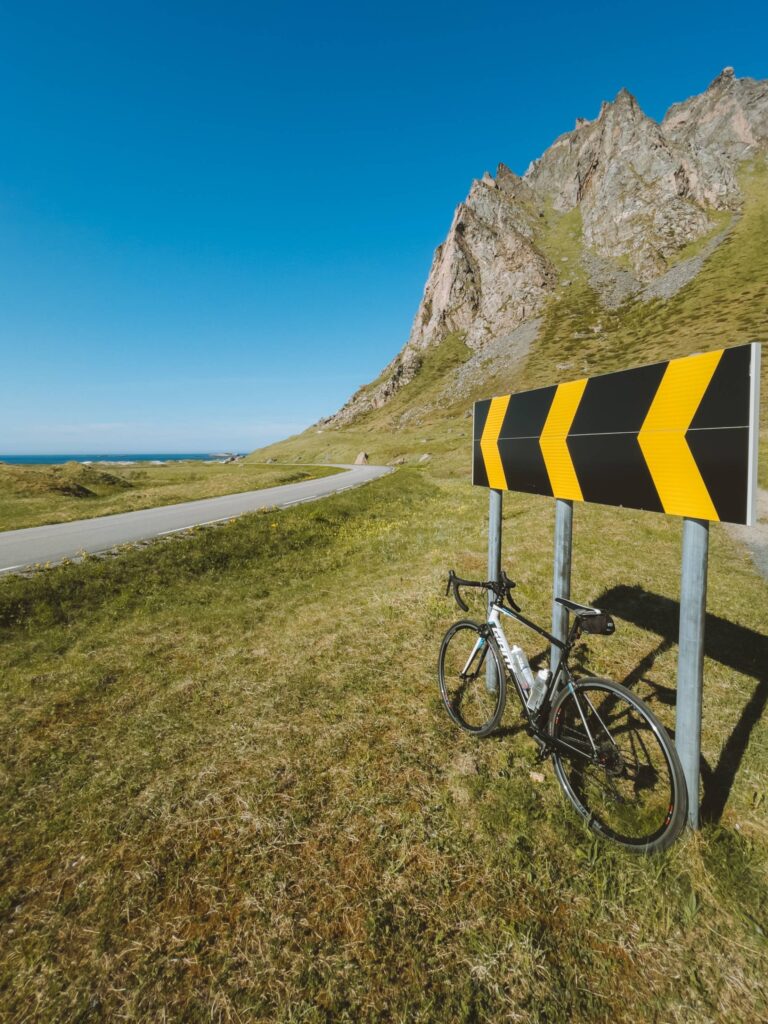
[460,602,613,757]
[459,603,528,696]
[487,603,522,676]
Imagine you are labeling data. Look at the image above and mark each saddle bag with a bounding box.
[581,612,615,636]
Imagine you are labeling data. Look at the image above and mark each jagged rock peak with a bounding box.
[495,162,531,199]
[612,86,639,107]
[596,87,641,119]
[496,162,519,181]
[710,66,736,87]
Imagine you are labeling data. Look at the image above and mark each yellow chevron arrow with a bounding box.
[638,349,723,519]
[480,395,511,489]
[539,378,587,501]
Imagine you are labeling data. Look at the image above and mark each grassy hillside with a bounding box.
[1,469,766,1020]
[0,461,341,532]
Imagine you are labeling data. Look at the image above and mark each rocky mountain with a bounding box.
[325,68,768,428]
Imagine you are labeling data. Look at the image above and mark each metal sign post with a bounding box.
[551,499,573,675]
[486,489,502,693]
[676,518,710,828]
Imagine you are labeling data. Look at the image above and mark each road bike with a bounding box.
[438,569,688,853]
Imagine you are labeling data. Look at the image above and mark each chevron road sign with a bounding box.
[473,342,761,526]
[474,341,762,829]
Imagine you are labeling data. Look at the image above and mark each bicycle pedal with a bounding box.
[534,741,552,762]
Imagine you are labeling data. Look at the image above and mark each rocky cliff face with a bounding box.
[406,173,554,353]
[326,69,768,426]
[527,88,713,279]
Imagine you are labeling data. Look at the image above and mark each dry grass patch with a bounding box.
[1,468,767,1021]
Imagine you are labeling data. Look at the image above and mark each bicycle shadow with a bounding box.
[591,584,768,824]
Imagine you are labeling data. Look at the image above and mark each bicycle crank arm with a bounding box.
[529,729,601,764]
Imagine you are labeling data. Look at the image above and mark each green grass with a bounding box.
[535,204,587,287]
[667,207,734,266]
[0,461,342,531]
[1,467,767,1020]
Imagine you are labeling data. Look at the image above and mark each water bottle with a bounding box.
[527,668,551,713]
[508,645,535,697]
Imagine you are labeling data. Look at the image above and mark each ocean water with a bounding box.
[0,453,245,465]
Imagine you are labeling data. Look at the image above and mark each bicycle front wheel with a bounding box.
[438,620,506,737]
[549,678,688,853]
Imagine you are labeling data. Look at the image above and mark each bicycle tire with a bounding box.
[438,620,506,737]
[548,677,688,853]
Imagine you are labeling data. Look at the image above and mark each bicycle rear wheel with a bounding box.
[548,678,688,853]
[438,620,506,737]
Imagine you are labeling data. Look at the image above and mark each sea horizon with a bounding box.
[0,452,246,465]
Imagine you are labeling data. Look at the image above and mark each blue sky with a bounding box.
[1,1,766,453]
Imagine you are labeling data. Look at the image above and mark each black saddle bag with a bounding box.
[580,612,615,636]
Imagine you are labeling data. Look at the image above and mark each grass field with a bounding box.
[0,462,341,532]
[1,467,767,1021]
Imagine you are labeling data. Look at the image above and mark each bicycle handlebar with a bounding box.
[446,569,520,613]
[445,569,471,611]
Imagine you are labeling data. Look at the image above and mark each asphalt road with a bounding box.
[0,464,392,574]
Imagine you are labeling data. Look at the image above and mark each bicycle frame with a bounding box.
[442,569,688,851]
[482,600,612,764]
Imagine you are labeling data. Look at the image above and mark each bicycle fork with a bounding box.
[457,609,517,679]
[460,635,488,678]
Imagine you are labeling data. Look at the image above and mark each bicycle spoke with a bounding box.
[438,622,505,736]
[551,680,683,849]
[581,691,619,752]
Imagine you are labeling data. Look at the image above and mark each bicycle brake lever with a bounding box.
[454,584,469,612]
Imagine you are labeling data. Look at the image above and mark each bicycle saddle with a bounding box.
[556,598,615,635]
[555,597,600,615]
